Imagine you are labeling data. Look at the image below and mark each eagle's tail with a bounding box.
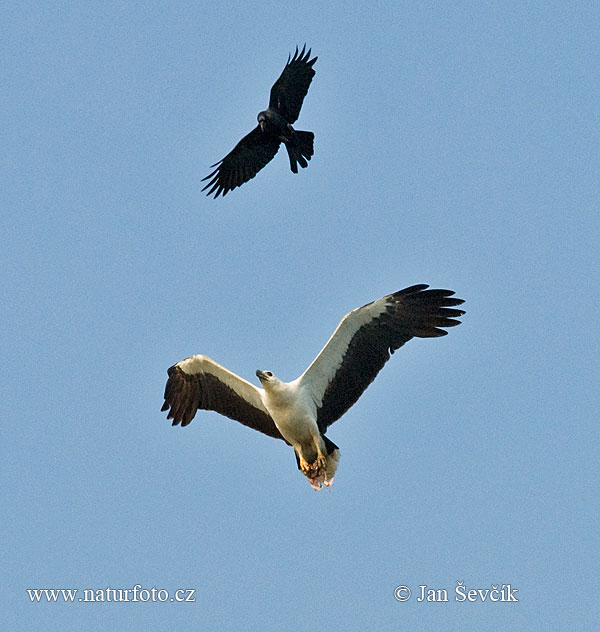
[285,130,314,174]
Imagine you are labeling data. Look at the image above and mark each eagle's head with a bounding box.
[256,370,283,391]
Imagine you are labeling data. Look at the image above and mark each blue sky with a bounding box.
[2,1,598,629]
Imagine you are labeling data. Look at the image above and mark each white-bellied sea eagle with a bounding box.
[161,284,465,489]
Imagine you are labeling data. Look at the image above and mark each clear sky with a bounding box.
[2,1,598,630]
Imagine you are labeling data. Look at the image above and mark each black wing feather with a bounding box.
[202,125,281,198]
[162,365,286,442]
[269,45,317,124]
[316,285,465,432]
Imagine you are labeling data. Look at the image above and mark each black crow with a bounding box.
[202,45,317,198]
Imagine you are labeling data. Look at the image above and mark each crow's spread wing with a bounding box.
[202,126,281,198]
[269,45,317,124]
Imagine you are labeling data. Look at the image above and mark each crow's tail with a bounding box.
[285,130,314,173]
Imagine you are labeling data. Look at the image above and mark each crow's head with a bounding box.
[258,112,267,131]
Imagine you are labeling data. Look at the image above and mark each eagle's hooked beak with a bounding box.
[256,369,266,381]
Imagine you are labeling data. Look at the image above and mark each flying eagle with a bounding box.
[202,45,317,198]
[161,284,465,489]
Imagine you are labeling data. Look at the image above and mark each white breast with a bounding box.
[262,380,319,447]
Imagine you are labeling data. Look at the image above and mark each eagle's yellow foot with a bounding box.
[302,454,333,490]
[313,454,327,471]
[299,455,325,475]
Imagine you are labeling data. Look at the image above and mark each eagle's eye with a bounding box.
[266,371,273,377]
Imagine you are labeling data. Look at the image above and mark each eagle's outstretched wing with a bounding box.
[201,126,281,198]
[298,285,465,432]
[269,45,317,124]
[162,354,286,441]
